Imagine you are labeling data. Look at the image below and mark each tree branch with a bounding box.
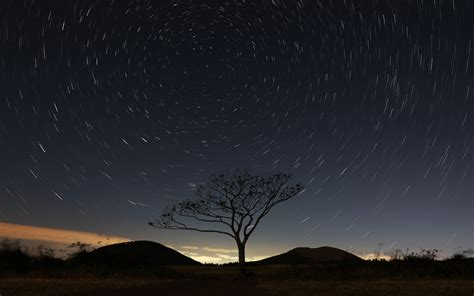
[149,220,234,238]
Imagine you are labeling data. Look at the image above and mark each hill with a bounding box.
[70,241,201,268]
[253,246,364,265]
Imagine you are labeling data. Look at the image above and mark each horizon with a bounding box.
[0,221,458,263]
[1,0,473,265]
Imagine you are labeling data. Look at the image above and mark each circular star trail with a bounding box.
[0,0,473,257]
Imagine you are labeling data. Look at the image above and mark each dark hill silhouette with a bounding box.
[70,241,201,268]
[253,246,364,265]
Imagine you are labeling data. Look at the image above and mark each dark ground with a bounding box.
[1,278,473,296]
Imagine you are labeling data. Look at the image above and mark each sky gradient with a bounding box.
[1,0,473,262]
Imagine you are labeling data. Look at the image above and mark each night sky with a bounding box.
[1,0,473,262]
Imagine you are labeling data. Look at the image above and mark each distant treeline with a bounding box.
[1,239,474,279]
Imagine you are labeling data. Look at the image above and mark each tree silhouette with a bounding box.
[149,169,304,271]
[67,241,92,260]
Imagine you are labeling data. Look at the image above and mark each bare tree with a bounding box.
[149,170,304,270]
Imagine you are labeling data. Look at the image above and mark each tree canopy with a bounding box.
[149,169,304,268]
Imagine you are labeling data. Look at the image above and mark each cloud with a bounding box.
[216,253,238,260]
[247,255,270,261]
[181,251,199,256]
[188,254,270,264]
[0,222,130,247]
[180,245,200,250]
[189,255,223,264]
[202,247,237,253]
[177,245,271,263]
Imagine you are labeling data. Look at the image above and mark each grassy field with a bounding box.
[260,279,474,296]
[2,263,474,295]
[3,240,474,294]
[1,277,473,296]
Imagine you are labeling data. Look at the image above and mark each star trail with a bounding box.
[0,0,473,260]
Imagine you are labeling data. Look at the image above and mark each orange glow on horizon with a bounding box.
[0,222,130,246]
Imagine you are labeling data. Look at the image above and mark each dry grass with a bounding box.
[0,277,171,296]
[259,279,474,296]
[1,277,473,296]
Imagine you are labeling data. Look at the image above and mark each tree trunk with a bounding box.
[237,241,246,274]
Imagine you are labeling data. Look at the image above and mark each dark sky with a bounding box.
[1,0,473,261]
